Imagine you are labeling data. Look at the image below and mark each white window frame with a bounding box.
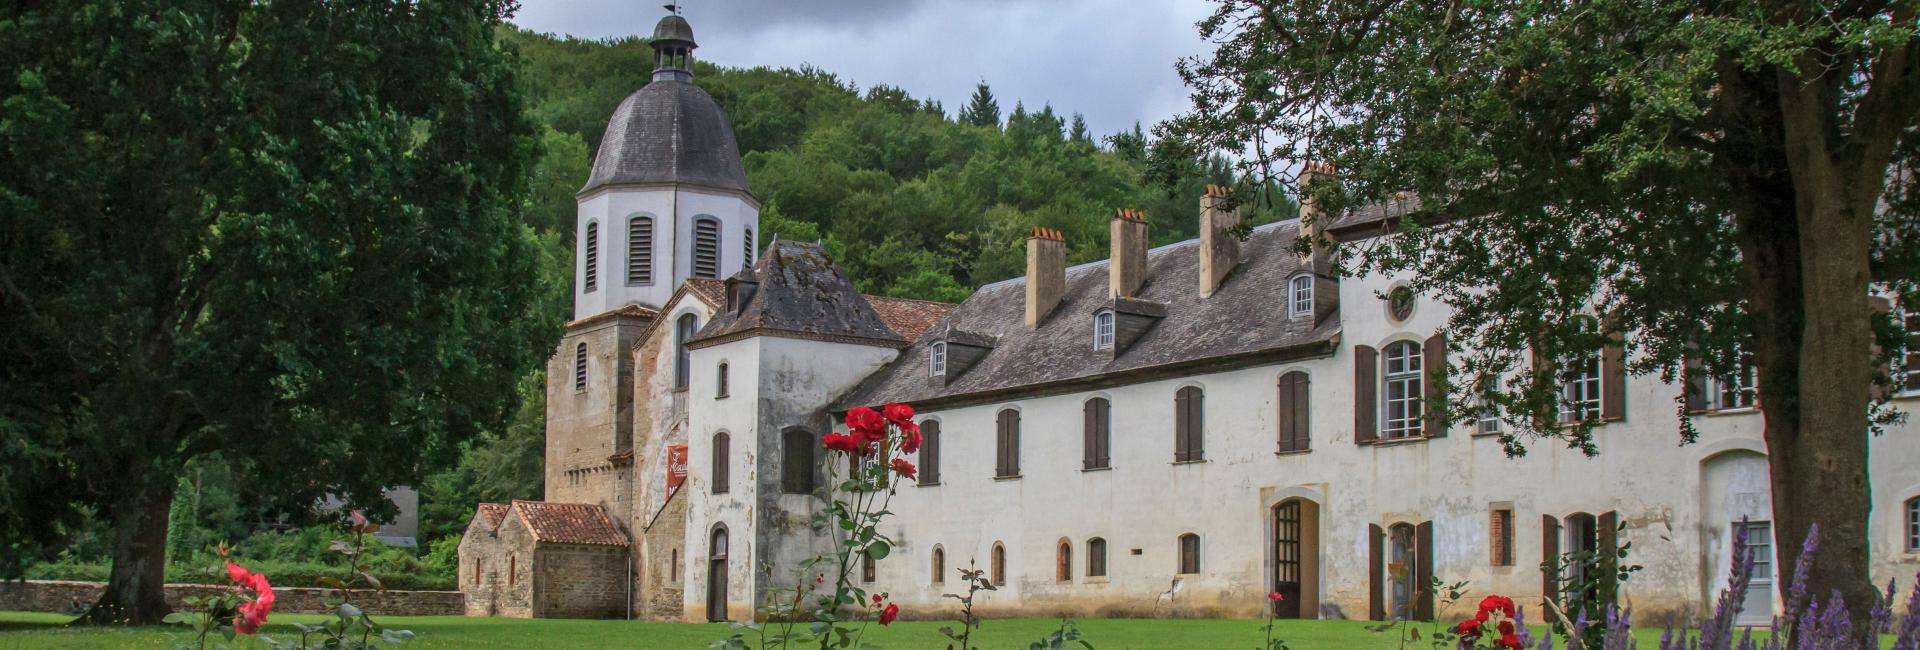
[1708,353,1757,411]
[1093,311,1115,350]
[929,342,947,377]
[1906,496,1920,552]
[1289,274,1314,318]
[1899,307,1920,397]
[1476,411,1501,435]
[1558,318,1602,422]
[1382,341,1424,439]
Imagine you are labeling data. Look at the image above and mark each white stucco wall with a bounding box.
[574,184,760,319]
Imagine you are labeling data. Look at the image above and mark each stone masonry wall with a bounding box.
[0,580,462,616]
[534,544,628,619]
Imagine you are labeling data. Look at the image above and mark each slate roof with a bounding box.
[684,278,726,307]
[652,14,695,44]
[686,240,908,349]
[581,80,750,195]
[836,220,1341,410]
[510,501,628,547]
[1325,194,1426,240]
[863,296,958,342]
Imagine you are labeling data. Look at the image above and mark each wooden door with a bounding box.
[707,528,728,622]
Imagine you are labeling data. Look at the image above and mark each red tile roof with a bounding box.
[684,278,727,307]
[863,295,957,343]
[476,503,510,530]
[511,501,629,547]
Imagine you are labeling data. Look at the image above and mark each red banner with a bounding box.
[666,444,688,490]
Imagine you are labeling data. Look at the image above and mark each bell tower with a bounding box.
[571,9,760,320]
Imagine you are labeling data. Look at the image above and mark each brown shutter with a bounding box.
[1424,333,1448,438]
[1189,388,1204,459]
[1084,399,1099,468]
[1095,399,1110,466]
[1684,352,1712,413]
[1541,514,1561,623]
[1355,345,1379,444]
[1598,510,1620,603]
[919,420,941,485]
[995,411,1011,477]
[1871,296,1893,400]
[1529,343,1555,428]
[1294,373,1311,451]
[1415,520,1435,621]
[1174,388,1192,461]
[1007,410,1020,475]
[1601,326,1627,421]
[1368,524,1386,621]
[1278,372,1309,452]
[712,433,729,494]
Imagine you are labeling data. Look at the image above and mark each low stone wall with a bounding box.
[0,580,463,617]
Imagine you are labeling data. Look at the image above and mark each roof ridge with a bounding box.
[975,217,1301,292]
[862,294,958,307]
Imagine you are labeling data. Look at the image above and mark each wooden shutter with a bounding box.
[1278,372,1310,452]
[1415,520,1435,620]
[1084,398,1110,469]
[1187,387,1204,459]
[1598,510,1620,602]
[1601,326,1627,420]
[1490,508,1513,566]
[1174,388,1192,461]
[1355,345,1379,444]
[1089,539,1106,577]
[1541,515,1561,623]
[1368,524,1385,621]
[712,433,729,494]
[919,420,941,485]
[1872,296,1893,400]
[1423,333,1448,438]
[996,410,1020,477]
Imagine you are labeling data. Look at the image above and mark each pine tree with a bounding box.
[959,80,1001,127]
[1068,113,1092,145]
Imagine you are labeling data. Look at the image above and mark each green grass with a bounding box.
[0,610,1783,648]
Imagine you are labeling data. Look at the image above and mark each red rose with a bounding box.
[881,403,915,426]
[878,602,899,625]
[846,407,886,440]
[1455,617,1484,639]
[228,564,273,635]
[872,594,883,604]
[225,561,252,585]
[900,429,923,454]
[1496,620,1515,636]
[1477,595,1516,618]
[1268,591,1284,602]
[821,432,859,453]
[890,458,916,479]
[1497,633,1521,649]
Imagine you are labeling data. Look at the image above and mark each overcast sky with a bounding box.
[509,0,1217,138]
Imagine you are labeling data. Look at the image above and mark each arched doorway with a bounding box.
[1271,499,1321,618]
[707,525,729,622]
[1701,450,1775,626]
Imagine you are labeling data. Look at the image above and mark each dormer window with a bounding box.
[929,342,947,377]
[1289,274,1313,318]
[1093,310,1116,350]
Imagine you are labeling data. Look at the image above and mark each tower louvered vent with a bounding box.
[693,218,720,279]
[628,216,654,285]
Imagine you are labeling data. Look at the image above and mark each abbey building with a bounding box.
[458,12,1920,623]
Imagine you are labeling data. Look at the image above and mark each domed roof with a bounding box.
[652,14,695,44]
[581,80,750,194]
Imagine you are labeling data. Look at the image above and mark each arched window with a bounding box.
[1056,539,1072,582]
[1092,310,1115,350]
[994,409,1020,478]
[1289,274,1314,318]
[1083,397,1110,469]
[781,428,815,494]
[1174,386,1205,461]
[583,220,599,292]
[929,342,947,377]
[1382,341,1424,439]
[716,362,730,398]
[917,419,942,485]
[1087,537,1107,577]
[1178,533,1201,574]
[991,542,1006,586]
[1277,371,1310,452]
[861,552,876,583]
[676,314,697,390]
[711,525,729,558]
[1559,317,1603,422]
[742,226,755,271]
[711,431,730,494]
[627,215,654,285]
[931,545,946,584]
[693,217,721,279]
[574,342,589,392]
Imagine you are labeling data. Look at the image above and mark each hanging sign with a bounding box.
[666,444,689,490]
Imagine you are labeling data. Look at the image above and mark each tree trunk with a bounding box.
[1743,166,1879,635]
[75,479,176,625]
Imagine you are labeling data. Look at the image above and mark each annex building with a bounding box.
[459,11,1920,625]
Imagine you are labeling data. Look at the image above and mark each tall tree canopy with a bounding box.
[960,80,1003,128]
[0,0,553,624]
[1161,0,1918,631]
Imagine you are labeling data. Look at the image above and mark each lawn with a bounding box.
[0,610,1736,648]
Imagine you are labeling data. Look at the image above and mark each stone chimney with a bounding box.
[1025,227,1066,327]
[1198,184,1242,298]
[1109,209,1148,298]
[1296,161,1336,270]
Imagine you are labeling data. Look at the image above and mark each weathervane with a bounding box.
[663,3,681,15]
